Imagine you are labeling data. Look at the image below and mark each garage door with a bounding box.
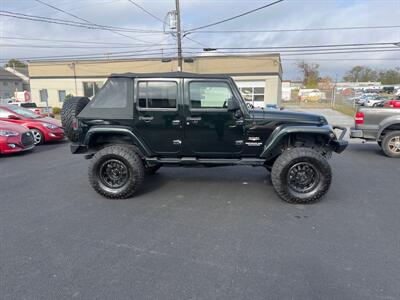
[235,81,265,108]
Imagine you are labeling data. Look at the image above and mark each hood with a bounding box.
[0,120,29,134]
[31,117,62,127]
[249,108,328,126]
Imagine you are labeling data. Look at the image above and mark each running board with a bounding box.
[145,157,266,166]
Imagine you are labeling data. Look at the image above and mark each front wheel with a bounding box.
[31,129,44,145]
[271,147,332,204]
[88,145,145,199]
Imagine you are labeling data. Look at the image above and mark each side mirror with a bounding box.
[8,114,19,120]
[227,99,240,111]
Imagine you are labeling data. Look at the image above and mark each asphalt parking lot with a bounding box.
[1,139,400,299]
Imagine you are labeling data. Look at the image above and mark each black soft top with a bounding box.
[109,71,232,79]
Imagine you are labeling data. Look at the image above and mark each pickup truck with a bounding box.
[350,107,400,157]
[8,102,54,118]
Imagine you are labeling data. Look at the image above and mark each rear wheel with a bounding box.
[88,145,145,199]
[381,131,400,158]
[61,97,90,142]
[271,147,332,204]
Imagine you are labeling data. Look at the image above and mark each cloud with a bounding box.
[1,0,399,79]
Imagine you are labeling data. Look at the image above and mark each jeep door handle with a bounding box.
[186,117,202,121]
[172,120,181,126]
[139,116,154,122]
[236,119,244,125]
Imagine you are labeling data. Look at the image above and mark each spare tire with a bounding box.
[61,97,90,142]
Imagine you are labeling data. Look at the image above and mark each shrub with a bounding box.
[53,107,61,115]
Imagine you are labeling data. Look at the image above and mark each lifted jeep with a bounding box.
[61,72,347,204]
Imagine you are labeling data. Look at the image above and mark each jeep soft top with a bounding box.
[61,72,347,204]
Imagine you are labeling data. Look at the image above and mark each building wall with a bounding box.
[29,55,282,107]
[0,80,23,99]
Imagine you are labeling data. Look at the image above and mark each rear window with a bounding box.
[90,78,128,108]
[20,103,37,108]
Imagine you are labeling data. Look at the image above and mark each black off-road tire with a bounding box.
[88,145,145,199]
[381,131,400,158]
[271,147,332,204]
[61,97,90,142]
[144,164,162,175]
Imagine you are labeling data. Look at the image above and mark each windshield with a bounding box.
[20,103,37,108]
[6,105,40,118]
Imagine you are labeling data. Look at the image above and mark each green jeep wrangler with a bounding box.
[61,72,347,204]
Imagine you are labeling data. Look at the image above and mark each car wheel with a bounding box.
[31,129,44,145]
[144,164,162,175]
[381,131,400,158]
[88,145,145,199]
[61,97,90,142]
[271,147,332,204]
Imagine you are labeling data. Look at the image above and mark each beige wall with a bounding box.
[30,77,107,107]
[28,54,282,107]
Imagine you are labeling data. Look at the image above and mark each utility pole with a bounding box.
[175,0,183,71]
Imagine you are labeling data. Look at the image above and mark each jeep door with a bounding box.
[133,79,183,155]
[183,79,245,157]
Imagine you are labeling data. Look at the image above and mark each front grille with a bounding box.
[21,132,35,147]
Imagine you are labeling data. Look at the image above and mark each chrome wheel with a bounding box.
[287,162,320,194]
[31,129,43,145]
[388,136,400,154]
[99,159,129,189]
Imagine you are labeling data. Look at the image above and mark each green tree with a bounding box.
[297,61,319,88]
[4,59,27,68]
[343,66,378,82]
[378,68,400,84]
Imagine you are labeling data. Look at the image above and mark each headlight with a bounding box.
[0,130,19,137]
[42,123,58,129]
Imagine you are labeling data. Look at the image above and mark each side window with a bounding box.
[189,81,233,109]
[0,109,9,118]
[137,81,177,109]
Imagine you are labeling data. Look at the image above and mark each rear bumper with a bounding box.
[70,143,87,154]
[350,128,364,139]
[331,126,348,153]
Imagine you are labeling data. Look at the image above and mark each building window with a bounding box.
[138,81,177,109]
[14,81,19,86]
[39,89,48,102]
[83,82,103,98]
[189,81,233,109]
[58,90,66,102]
[236,81,266,108]
[3,81,7,86]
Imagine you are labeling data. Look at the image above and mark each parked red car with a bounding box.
[0,105,64,144]
[383,99,400,108]
[0,120,35,154]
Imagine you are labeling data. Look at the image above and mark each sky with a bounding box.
[1,0,399,80]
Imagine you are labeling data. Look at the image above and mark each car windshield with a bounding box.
[6,105,41,118]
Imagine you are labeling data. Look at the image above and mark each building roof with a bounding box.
[110,71,232,79]
[0,68,22,81]
[14,67,29,77]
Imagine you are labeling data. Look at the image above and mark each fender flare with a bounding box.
[377,116,400,139]
[84,125,152,157]
[260,125,336,158]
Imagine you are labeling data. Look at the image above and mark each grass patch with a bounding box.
[333,104,356,117]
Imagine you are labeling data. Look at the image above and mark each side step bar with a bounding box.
[146,157,266,166]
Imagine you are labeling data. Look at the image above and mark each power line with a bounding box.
[0,43,176,49]
[126,0,165,24]
[33,0,152,43]
[187,24,400,34]
[202,42,399,50]
[0,11,164,33]
[0,36,167,46]
[186,0,285,32]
